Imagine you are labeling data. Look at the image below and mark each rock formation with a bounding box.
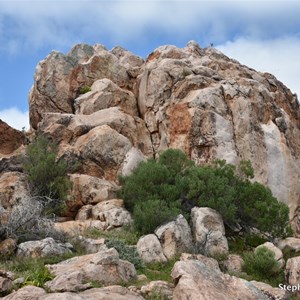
[26,41,300,232]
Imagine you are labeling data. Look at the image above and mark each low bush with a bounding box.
[243,246,284,286]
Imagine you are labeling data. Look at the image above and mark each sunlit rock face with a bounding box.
[29,41,300,233]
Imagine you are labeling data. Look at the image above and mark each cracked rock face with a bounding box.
[29,41,300,232]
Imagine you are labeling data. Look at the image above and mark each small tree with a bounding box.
[23,136,72,215]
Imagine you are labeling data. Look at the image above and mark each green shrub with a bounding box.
[79,85,91,94]
[119,149,291,238]
[133,199,181,234]
[105,239,143,269]
[23,136,72,215]
[243,246,283,285]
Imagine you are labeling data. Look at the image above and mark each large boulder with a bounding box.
[16,238,73,258]
[46,248,136,289]
[154,214,193,259]
[191,207,228,257]
[136,234,167,263]
[171,260,268,300]
[137,41,300,228]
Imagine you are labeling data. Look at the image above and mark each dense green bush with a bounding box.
[23,136,72,215]
[133,199,181,234]
[119,149,291,238]
[243,246,283,285]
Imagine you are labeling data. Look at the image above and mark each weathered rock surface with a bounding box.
[2,285,46,299]
[136,234,167,263]
[16,238,73,258]
[191,207,228,256]
[0,120,26,155]
[171,260,267,300]
[255,242,284,269]
[155,214,193,259]
[46,248,136,288]
[138,42,300,227]
[0,172,30,209]
[29,44,135,129]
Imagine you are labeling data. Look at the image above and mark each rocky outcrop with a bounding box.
[28,41,300,228]
[171,260,267,300]
[29,44,142,129]
[16,237,73,258]
[191,207,228,256]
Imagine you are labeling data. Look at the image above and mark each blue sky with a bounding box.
[0,0,300,130]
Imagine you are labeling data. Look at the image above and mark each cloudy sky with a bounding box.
[0,0,299,130]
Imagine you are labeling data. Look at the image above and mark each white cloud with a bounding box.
[217,36,300,97]
[0,108,29,131]
[0,1,300,53]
